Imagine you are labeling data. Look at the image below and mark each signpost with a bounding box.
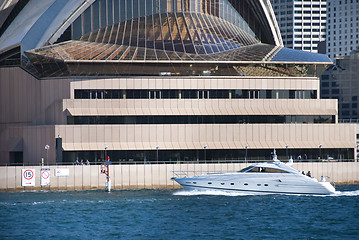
[101,156,111,192]
[22,169,35,187]
[40,168,50,186]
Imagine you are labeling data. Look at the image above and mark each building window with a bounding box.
[74,89,318,100]
[67,115,335,125]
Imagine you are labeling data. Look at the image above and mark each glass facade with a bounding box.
[73,0,258,51]
[25,51,328,77]
[63,148,354,164]
[271,47,331,63]
[74,89,318,99]
[23,0,330,78]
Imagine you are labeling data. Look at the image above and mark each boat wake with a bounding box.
[331,190,359,196]
[173,189,359,197]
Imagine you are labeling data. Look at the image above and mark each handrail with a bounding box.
[172,170,224,178]
[1,158,358,166]
[338,119,359,123]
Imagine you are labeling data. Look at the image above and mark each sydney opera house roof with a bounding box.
[0,0,331,77]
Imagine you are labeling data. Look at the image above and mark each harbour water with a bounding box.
[1,185,359,239]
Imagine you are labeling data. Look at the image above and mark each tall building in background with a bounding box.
[321,0,359,121]
[271,0,327,52]
[0,0,355,165]
[321,48,359,121]
[326,0,359,61]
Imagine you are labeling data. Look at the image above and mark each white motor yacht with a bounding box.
[172,153,335,195]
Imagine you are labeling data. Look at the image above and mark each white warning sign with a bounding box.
[55,168,69,177]
[22,169,35,187]
[40,168,50,186]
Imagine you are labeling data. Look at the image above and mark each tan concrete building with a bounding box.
[0,0,356,165]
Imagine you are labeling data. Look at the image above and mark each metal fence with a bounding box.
[338,119,359,123]
[2,158,358,166]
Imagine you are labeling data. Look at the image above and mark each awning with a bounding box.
[60,140,355,151]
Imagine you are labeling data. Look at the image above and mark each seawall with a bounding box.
[1,162,358,191]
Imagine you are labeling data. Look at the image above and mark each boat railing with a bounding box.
[172,170,225,178]
[320,175,336,188]
[320,176,332,182]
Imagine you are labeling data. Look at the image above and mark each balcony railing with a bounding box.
[2,158,357,166]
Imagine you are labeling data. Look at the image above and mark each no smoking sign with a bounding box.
[42,171,49,179]
[41,169,50,186]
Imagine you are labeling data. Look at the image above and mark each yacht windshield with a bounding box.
[239,166,253,172]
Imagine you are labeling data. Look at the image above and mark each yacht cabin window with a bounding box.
[240,167,289,173]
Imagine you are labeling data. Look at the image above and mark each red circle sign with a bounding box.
[42,171,49,179]
[23,170,34,180]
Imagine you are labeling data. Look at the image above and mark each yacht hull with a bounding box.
[172,159,336,195]
[173,173,336,195]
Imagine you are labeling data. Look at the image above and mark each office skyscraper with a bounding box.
[326,0,359,60]
[320,0,359,121]
[271,0,327,52]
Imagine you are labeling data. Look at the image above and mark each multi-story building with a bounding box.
[321,0,359,121]
[326,0,359,61]
[271,0,327,53]
[321,48,359,120]
[0,0,355,165]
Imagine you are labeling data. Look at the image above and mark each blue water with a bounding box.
[1,185,359,240]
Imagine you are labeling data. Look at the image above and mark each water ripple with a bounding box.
[0,186,358,239]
